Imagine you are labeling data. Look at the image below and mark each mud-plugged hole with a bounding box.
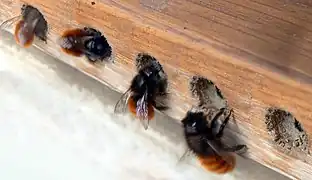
[189,75,227,111]
[58,27,113,63]
[265,107,310,158]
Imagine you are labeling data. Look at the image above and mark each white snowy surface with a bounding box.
[0,32,288,180]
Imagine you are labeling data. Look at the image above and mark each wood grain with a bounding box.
[0,0,311,179]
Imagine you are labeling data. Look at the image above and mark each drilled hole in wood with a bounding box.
[58,27,113,63]
[265,107,310,159]
[0,4,48,47]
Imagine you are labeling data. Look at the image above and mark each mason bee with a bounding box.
[0,4,48,47]
[114,53,169,130]
[58,27,112,63]
[181,75,247,174]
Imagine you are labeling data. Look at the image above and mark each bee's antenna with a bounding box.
[0,15,22,30]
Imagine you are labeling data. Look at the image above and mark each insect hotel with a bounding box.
[0,0,311,179]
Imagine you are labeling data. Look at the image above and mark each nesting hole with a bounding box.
[189,75,227,111]
[265,107,310,159]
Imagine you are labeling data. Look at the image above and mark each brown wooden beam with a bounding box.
[0,0,311,179]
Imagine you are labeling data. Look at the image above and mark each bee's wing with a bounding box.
[0,15,22,30]
[114,88,132,114]
[205,139,224,156]
[205,139,235,165]
[177,149,192,163]
[136,91,149,130]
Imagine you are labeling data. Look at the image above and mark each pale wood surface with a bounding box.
[0,0,312,179]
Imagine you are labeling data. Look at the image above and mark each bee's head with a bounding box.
[84,36,112,58]
[182,111,209,134]
[141,65,162,84]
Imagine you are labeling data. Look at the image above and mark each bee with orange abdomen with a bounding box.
[0,4,48,47]
[58,27,113,63]
[114,53,169,130]
[180,75,247,174]
[182,108,246,174]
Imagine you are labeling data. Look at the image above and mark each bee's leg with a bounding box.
[215,109,233,138]
[83,27,102,37]
[178,149,192,163]
[223,145,247,154]
[158,78,168,94]
[211,108,226,133]
[154,105,169,111]
[85,54,98,63]
[153,99,169,111]
[154,78,170,111]
[154,90,170,111]
[102,48,113,61]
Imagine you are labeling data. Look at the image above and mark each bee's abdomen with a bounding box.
[127,96,155,120]
[58,36,84,56]
[128,96,137,116]
[197,155,235,174]
[58,28,87,56]
[15,20,35,47]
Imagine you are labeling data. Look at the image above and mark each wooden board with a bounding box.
[0,0,311,179]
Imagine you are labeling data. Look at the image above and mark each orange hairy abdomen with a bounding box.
[128,96,155,120]
[15,20,34,48]
[197,155,236,174]
[60,29,87,56]
[61,28,87,37]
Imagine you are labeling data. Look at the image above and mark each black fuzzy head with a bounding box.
[182,111,215,155]
[182,111,210,136]
[84,36,112,60]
